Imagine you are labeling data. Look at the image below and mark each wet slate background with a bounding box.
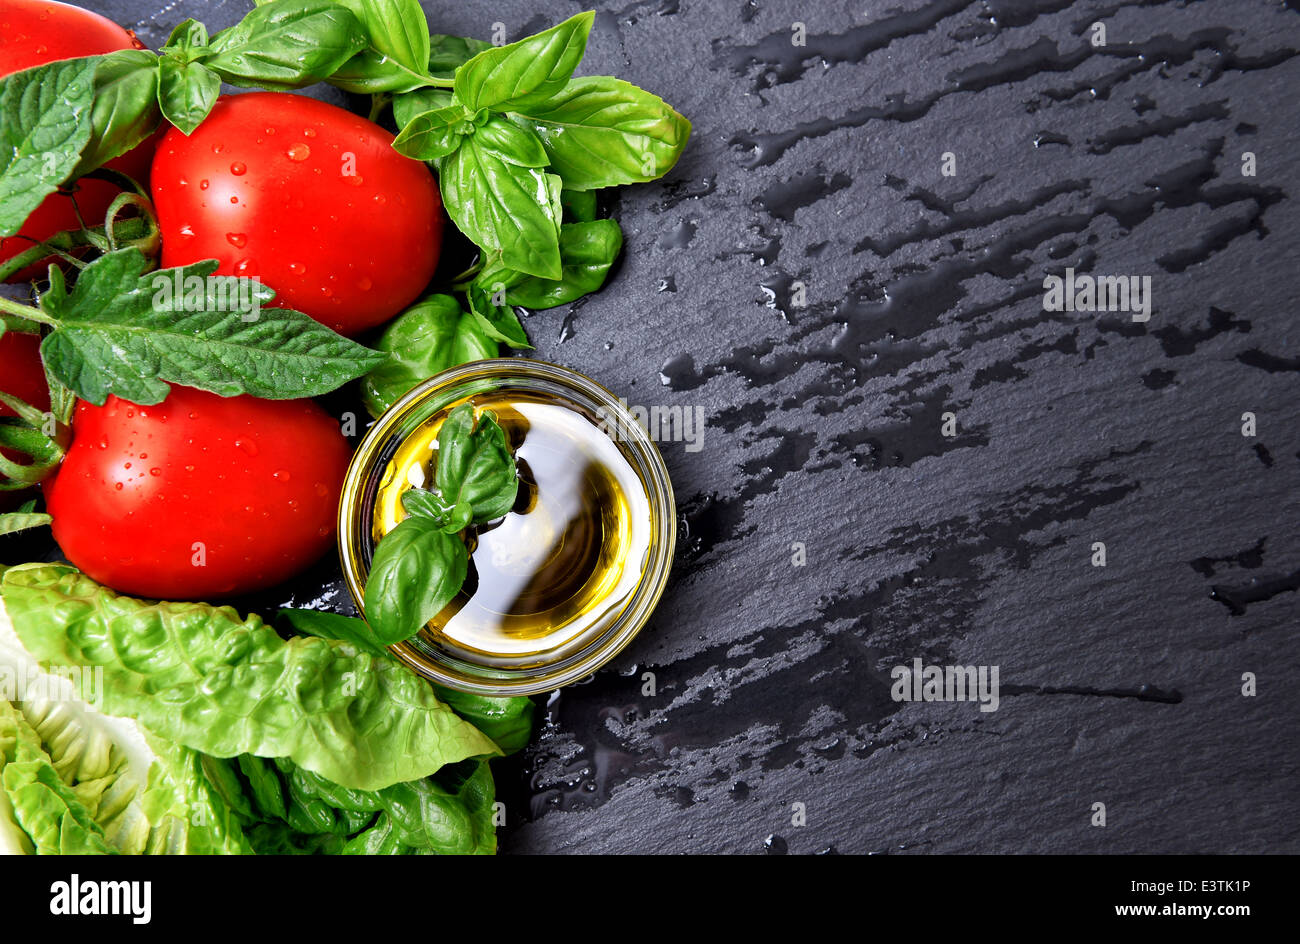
[86,0,1300,853]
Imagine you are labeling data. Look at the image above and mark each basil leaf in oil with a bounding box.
[432,404,519,525]
[363,517,469,646]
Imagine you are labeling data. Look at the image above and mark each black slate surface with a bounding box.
[74,0,1300,853]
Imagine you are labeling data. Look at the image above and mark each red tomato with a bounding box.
[0,330,48,416]
[0,0,155,282]
[46,385,351,600]
[152,92,444,336]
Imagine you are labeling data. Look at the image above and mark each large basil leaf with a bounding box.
[0,58,98,237]
[36,248,385,406]
[437,138,563,279]
[329,0,433,94]
[453,11,593,112]
[0,564,499,792]
[157,58,221,135]
[479,219,623,310]
[434,404,519,524]
[359,295,498,419]
[205,0,366,90]
[363,517,469,645]
[72,51,162,180]
[512,76,691,190]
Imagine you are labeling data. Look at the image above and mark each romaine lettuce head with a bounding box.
[0,565,504,855]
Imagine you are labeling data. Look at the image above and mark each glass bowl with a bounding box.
[338,359,676,696]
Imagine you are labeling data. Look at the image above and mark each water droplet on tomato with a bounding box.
[374,193,387,206]
[184,464,195,472]
[235,438,259,456]
[230,161,247,176]
[234,259,258,276]
[274,470,291,482]
[178,224,194,239]
[226,233,248,248]
[114,482,123,491]
[177,177,188,187]
[314,482,329,497]
[345,175,363,187]
[150,468,161,476]
[303,127,317,138]
[320,286,333,298]
[230,195,239,204]
[357,276,373,291]
[123,462,132,470]
[97,437,108,449]
[199,180,209,190]
[288,262,306,276]
[212,143,224,154]
[287,143,311,162]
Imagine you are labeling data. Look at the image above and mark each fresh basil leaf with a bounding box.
[392,87,453,127]
[401,488,472,533]
[467,284,531,349]
[157,58,221,136]
[35,248,385,406]
[71,51,162,180]
[1,564,499,792]
[277,608,391,660]
[363,517,468,645]
[435,404,518,524]
[392,104,471,161]
[453,11,594,112]
[479,219,623,310]
[432,690,535,756]
[428,34,493,79]
[161,18,210,60]
[329,0,432,94]
[437,138,563,279]
[511,76,691,190]
[562,188,598,223]
[205,0,367,90]
[472,116,549,167]
[0,58,98,238]
[359,295,497,419]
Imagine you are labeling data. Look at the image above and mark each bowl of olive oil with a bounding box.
[338,360,676,695]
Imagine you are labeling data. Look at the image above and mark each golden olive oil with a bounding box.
[371,392,653,664]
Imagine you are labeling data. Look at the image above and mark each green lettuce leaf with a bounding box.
[0,564,498,792]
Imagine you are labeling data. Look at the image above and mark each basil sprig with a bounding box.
[390,11,689,281]
[363,404,519,646]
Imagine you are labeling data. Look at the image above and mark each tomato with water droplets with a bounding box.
[0,0,157,282]
[45,385,351,600]
[151,92,444,336]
